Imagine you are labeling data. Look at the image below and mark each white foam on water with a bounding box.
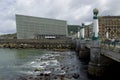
[43,70,51,74]
[30,61,35,64]
[19,71,34,75]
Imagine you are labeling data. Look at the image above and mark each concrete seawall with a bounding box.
[0,39,73,49]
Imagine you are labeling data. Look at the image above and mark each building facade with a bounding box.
[84,23,93,39]
[85,25,90,39]
[99,16,120,40]
[16,14,68,39]
[85,16,120,40]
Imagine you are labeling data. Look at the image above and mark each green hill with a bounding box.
[67,25,80,35]
[0,33,17,39]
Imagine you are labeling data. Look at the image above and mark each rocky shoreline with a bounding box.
[0,43,72,49]
[17,51,80,80]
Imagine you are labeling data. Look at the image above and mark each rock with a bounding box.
[18,76,27,80]
[34,68,42,72]
[72,73,80,79]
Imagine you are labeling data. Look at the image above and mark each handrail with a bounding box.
[101,41,120,46]
[101,41,120,53]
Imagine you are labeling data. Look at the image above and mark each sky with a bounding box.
[0,0,120,35]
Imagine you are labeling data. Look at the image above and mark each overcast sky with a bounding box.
[0,0,120,34]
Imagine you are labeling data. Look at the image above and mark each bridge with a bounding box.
[82,40,120,62]
[73,38,120,76]
[101,42,120,62]
[72,8,120,77]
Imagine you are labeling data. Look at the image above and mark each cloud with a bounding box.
[0,19,16,34]
[0,0,120,34]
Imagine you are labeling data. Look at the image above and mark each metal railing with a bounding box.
[101,41,120,53]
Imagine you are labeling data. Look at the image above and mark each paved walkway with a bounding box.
[101,49,120,62]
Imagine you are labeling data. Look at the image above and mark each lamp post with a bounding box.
[77,27,80,38]
[106,27,110,39]
[92,8,99,40]
[81,23,85,40]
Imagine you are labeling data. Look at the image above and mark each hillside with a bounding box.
[67,25,80,35]
[0,33,17,39]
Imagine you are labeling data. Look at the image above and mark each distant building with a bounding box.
[99,16,120,40]
[85,25,90,39]
[16,14,68,39]
[85,16,120,40]
[84,23,93,39]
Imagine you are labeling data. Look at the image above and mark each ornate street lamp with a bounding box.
[92,8,99,40]
[105,27,111,39]
[80,23,85,40]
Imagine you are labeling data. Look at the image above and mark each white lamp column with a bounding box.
[106,28,110,39]
[81,23,85,40]
[77,27,80,38]
[92,8,99,40]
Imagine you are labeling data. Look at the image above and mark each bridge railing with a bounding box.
[101,41,120,53]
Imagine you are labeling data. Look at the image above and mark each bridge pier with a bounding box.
[78,40,90,59]
[88,41,114,77]
[88,40,101,76]
[88,55,114,77]
[74,39,90,59]
[75,39,80,52]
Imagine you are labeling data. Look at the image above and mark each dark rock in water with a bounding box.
[40,73,44,76]
[18,76,27,80]
[28,76,33,79]
[72,73,80,79]
[54,76,58,79]
[44,73,50,76]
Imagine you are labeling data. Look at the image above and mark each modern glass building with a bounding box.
[16,14,68,39]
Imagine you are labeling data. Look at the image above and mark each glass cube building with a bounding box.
[16,14,68,39]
